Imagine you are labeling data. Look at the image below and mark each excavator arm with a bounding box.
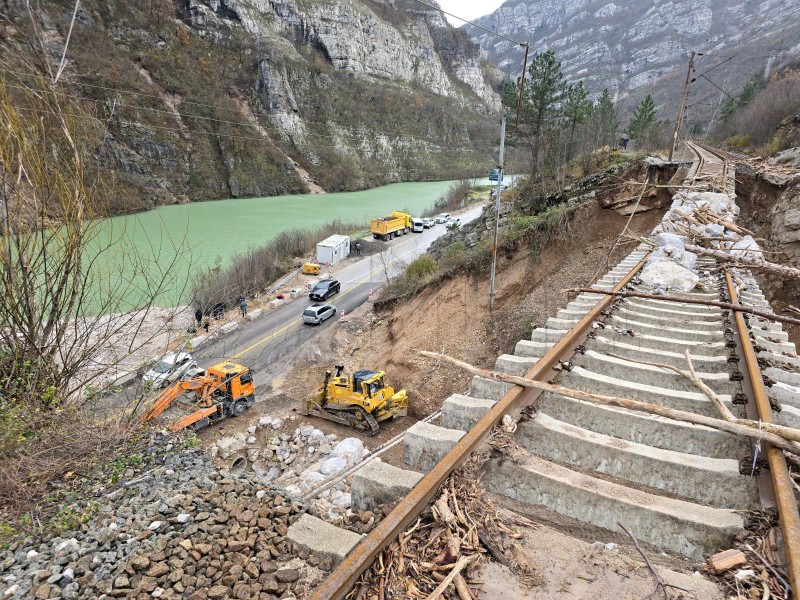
[142,382,183,421]
[141,375,218,422]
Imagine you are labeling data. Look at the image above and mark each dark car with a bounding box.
[309,279,341,301]
[302,303,337,325]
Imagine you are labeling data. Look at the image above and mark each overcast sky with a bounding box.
[436,0,506,26]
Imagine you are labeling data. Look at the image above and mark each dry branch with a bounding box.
[423,555,479,600]
[417,351,800,454]
[564,287,800,326]
[683,243,800,280]
[611,350,800,444]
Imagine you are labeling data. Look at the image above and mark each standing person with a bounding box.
[355,241,361,256]
[240,296,247,318]
[195,307,203,326]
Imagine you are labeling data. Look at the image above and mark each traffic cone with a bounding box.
[340,309,345,322]
[368,289,373,302]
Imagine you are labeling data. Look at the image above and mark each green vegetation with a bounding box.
[627,94,657,142]
[503,53,622,185]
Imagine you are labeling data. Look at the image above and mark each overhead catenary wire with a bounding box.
[0,68,497,147]
[405,0,527,47]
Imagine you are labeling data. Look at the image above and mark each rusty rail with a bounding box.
[725,271,800,594]
[312,255,650,599]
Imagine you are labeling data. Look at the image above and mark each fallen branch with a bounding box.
[417,351,800,454]
[619,523,690,600]
[606,351,735,421]
[563,288,800,327]
[608,350,800,445]
[423,554,479,600]
[684,243,800,281]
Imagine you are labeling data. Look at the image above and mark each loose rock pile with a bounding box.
[211,418,372,525]
[0,443,331,599]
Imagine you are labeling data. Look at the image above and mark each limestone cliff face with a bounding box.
[1,0,499,211]
[466,0,800,116]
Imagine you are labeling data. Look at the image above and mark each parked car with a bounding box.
[143,352,198,388]
[410,217,424,233]
[309,279,341,301]
[435,213,451,224]
[422,217,435,228]
[303,303,337,325]
[444,217,461,230]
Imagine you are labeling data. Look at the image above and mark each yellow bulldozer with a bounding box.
[301,366,407,436]
[142,361,255,432]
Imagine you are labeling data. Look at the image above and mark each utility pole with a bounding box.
[669,51,697,162]
[489,114,506,312]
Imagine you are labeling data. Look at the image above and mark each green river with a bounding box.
[94,179,474,310]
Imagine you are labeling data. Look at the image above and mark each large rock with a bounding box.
[215,433,248,460]
[639,256,699,293]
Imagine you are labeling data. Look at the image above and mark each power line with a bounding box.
[8,104,501,154]
[405,0,527,47]
[1,66,500,147]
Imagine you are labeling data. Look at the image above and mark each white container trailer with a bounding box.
[316,234,351,266]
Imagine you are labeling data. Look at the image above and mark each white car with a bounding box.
[435,213,451,224]
[444,217,461,230]
[143,352,198,388]
[422,218,435,228]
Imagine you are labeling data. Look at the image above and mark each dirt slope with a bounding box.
[279,200,664,441]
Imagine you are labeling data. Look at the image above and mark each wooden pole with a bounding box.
[417,351,800,454]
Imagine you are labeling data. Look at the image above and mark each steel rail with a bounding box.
[726,271,800,593]
[312,255,650,599]
[692,140,799,593]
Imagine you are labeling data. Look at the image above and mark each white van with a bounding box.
[410,217,424,233]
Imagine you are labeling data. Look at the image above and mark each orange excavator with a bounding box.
[142,361,255,431]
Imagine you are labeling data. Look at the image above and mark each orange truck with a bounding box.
[142,361,255,431]
[371,211,412,241]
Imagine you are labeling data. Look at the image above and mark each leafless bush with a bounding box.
[422,180,472,217]
[0,59,187,520]
[712,69,800,150]
[192,219,365,312]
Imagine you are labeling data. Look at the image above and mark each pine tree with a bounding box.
[628,94,657,141]
[519,50,567,177]
[594,88,618,147]
[563,81,592,161]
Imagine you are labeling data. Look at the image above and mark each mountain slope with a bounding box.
[0,0,500,212]
[466,0,800,120]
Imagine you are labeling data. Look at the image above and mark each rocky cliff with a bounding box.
[0,0,500,212]
[466,0,800,121]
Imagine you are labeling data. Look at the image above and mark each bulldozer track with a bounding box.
[306,401,381,436]
[307,143,800,599]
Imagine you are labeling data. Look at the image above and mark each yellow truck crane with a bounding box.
[142,361,255,432]
[302,366,408,436]
[371,211,411,241]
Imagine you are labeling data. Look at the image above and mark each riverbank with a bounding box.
[95,179,484,312]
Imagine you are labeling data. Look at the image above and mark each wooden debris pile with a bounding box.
[707,509,791,600]
[347,451,541,600]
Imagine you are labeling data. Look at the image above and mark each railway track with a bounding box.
[294,143,800,598]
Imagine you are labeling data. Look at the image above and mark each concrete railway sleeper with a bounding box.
[296,144,800,599]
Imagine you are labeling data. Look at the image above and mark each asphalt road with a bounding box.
[196,204,485,372]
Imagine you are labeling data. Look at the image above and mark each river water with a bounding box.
[93,179,474,310]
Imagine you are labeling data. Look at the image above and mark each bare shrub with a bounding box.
[713,69,800,150]
[192,219,365,312]
[0,61,187,523]
[423,180,472,217]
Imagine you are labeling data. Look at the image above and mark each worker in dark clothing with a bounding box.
[355,241,361,255]
[195,307,203,325]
